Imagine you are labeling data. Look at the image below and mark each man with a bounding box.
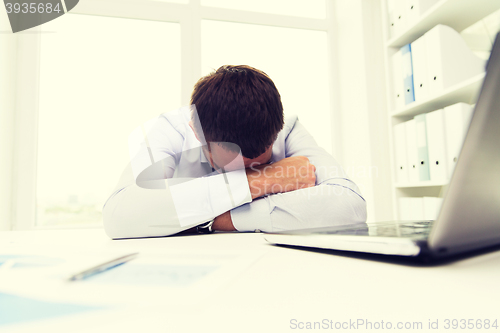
[103,65,366,239]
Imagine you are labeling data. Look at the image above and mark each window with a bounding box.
[201,20,331,153]
[37,14,181,226]
[12,0,335,229]
[201,0,326,19]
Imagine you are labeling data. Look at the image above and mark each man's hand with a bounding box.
[246,156,316,200]
[178,211,236,233]
[212,211,235,231]
[210,156,316,232]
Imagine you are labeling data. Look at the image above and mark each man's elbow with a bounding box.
[349,193,367,224]
[329,185,367,224]
[101,186,186,239]
[102,197,159,240]
[102,200,123,239]
[324,186,367,225]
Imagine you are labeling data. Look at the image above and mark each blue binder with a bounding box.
[401,44,415,105]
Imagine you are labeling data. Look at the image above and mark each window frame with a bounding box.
[11,0,340,230]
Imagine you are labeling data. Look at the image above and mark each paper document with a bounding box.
[0,292,101,327]
[0,249,265,307]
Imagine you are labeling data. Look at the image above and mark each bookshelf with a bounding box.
[391,73,484,118]
[380,0,500,220]
[394,181,447,189]
[386,0,500,48]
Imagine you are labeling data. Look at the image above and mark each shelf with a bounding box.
[395,181,448,188]
[383,0,498,221]
[386,0,500,48]
[390,73,485,118]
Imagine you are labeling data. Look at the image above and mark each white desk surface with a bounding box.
[1,228,500,333]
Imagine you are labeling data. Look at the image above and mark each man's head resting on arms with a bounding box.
[189,65,284,171]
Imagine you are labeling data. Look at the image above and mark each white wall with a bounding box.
[0,10,17,231]
[331,0,393,222]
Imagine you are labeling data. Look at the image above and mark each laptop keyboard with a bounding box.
[317,221,434,239]
[374,221,433,238]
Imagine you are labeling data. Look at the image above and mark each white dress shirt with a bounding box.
[103,106,367,239]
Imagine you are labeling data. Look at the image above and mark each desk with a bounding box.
[1,229,500,333]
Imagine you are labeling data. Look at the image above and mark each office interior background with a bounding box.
[1,0,500,232]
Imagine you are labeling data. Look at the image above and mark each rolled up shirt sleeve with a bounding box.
[231,197,273,232]
[103,110,252,239]
[168,169,252,227]
[104,161,252,239]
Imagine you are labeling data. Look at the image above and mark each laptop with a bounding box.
[264,33,500,261]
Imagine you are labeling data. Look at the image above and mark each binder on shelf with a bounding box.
[425,25,486,97]
[406,0,439,27]
[393,0,409,36]
[387,0,396,38]
[391,50,405,110]
[443,103,474,177]
[401,44,415,105]
[405,119,419,183]
[399,197,410,220]
[426,109,448,182]
[423,197,443,220]
[394,122,409,183]
[410,35,429,103]
[399,197,424,220]
[415,114,430,181]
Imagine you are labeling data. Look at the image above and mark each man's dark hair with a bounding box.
[190,65,284,159]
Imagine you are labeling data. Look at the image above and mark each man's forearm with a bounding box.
[246,166,288,199]
[246,156,316,199]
